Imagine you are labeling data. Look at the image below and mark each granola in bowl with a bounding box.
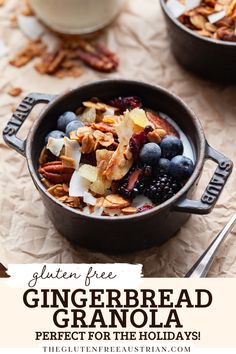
[38,96,195,217]
[166,0,236,41]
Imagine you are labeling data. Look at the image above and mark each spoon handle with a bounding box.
[185,213,236,278]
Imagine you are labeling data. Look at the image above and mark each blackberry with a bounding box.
[144,173,182,205]
[117,167,146,200]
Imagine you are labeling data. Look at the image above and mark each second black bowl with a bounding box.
[160,0,236,83]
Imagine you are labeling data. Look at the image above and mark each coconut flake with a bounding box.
[17,15,45,40]
[91,207,104,217]
[83,206,91,215]
[208,10,226,24]
[132,195,153,209]
[0,41,9,58]
[46,137,64,157]
[83,191,97,206]
[115,110,135,146]
[64,137,81,170]
[69,170,91,197]
[80,107,96,123]
[185,0,201,10]
[103,107,115,116]
[104,208,122,216]
[166,0,186,18]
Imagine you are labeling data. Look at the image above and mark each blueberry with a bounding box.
[140,142,161,166]
[45,130,66,144]
[66,120,84,135]
[160,135,183,159]
[169,155,194,181]
[159,158,170,173]
[57,111,77,132]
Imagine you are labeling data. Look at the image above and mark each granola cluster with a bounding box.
[38,97,194,217]
[167,0,236,41]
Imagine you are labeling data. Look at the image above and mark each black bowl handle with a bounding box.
[174,143,233,215]
[2,93,56,157]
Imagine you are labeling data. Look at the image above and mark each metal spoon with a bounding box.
[185,213,236,278]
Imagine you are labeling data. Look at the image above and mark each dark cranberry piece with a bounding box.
[137,204,153,213]
[109,96,142,112]
[129,131,148,161]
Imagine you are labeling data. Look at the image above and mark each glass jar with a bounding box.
[30,0,125,34]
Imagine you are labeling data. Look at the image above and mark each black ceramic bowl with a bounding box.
[160,0,236,83]
[3,80,233,252]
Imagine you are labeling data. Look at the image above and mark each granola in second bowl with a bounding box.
[166,0,236,42]
[38,96,195,217]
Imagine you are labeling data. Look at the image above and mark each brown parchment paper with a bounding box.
[0,0,236,277]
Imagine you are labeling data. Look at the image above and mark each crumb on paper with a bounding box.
[7,87,23,97]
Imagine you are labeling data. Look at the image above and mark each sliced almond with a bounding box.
[48,184,66,198]
[83,101,118,112]
[190,14,207,29]
[103,194,130,209]
[122,207,137,215]
[205,22,217,32]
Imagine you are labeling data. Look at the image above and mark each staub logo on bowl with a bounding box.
[3,95,35,137]
[201,160,233,205]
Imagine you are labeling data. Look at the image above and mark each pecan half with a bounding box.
[67,37,118,72]
[35,50,66,74]
[38,161,74,183]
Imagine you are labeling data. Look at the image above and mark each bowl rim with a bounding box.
[26,79,206,221]
[160,0,236,48]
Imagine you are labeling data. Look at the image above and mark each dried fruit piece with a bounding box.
[109,96,142,112]
[78,164,98,183]
[129,108,150,131]
[137,204,153,213]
